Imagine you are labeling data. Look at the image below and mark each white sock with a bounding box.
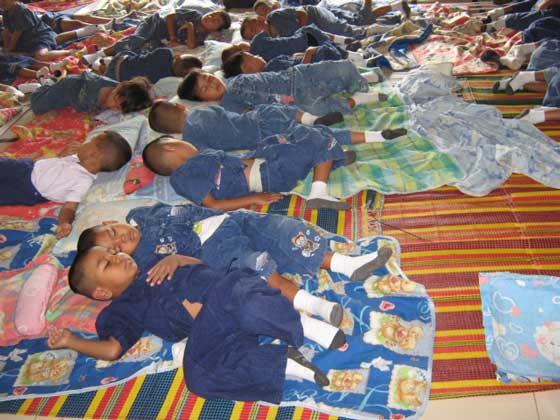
[300,112,319,125]
[366,24,395,36]
[488,8,505,20]
[4,85,24,97]
[17,83,42,94]
[330,251,379,278]
[514,42,539,55]
[75,25,99,37]
[49,59,69,73]
[285,357,317,383]
[332,35,348,45]
[293,290,339,324]
[362,70,381,83]
[488,18,506,31]
[346,51,367,67]
[494,78,510,91]
[390,1,404,12]
[39,77,56,87]
[351,92,382,105]
[519,108,546,124]
[364,131,385,142]
[509,71,536,92]
[308,181,339,203]
[499,54,525,70]
[83,50,105,64]
[300,313,342,349]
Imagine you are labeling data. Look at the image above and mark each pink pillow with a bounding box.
[14,263,58,336]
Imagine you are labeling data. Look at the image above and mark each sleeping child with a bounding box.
[76,203,393,326]
[49,250,345,403]
[92,48,202,83]
[1,0,103,60]
[177,60,387,114]
[0,131,131,238]
[142,127,353,210]
[148,101,407,151]
[30,72,153,115]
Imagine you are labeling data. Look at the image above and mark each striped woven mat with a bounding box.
[0,191,380,419]
[368,75,560,399]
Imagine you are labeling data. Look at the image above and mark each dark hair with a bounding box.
[177,70,201,101]
[221,45,243,64]
[173,55,203,78]
[95,131,132,171]
[148,100,182,133]
[142,136,175,176]
[222,51,244,78]
[115,76,153,113]
[223,0,257,10]
[240,17,255,40]
[76,226,100,253]
[216,11,232,30]
[68,248,95,298]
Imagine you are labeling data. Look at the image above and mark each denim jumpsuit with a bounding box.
[221,60,369,114]
[30,72,118,114]
[105,48,175,83]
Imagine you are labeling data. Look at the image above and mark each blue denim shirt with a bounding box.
[106,48,174,83]
[96,263,220,356]
[30,72,118,114]
[2,3,56,52]
[170,150,249,204]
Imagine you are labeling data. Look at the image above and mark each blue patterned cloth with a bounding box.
[479,272,560,383]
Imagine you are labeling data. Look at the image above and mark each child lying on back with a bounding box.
[49,248,344,403]
[0,131,131,238]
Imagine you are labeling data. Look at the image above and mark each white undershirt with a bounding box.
[30,155,96,203]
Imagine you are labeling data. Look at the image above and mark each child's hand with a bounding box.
[253,192,284,205]
[168,38,180,47]
[146,255,181,286]
[56,223,73,239]
[48,327,73,349]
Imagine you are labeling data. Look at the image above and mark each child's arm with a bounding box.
[2,29,10,50]
[179,21,197,49]
[302,46,318,64]
[48,327,123,361]
[201,192,283,211]
[164,13,180,46]
[56,202,79,239]
[145,254,204,285]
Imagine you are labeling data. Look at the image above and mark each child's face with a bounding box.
[93,223,141,254]
[195,73,226,102]
[77,135,104,167]
[82,247,139,299]
[241,53,266,74]
[254,4,272,16]
[201,11,225,31]
[105,89,123,111]
[243,19,267,40]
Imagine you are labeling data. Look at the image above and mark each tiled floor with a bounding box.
[0,389,558,420]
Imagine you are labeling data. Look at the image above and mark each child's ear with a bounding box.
[162,142,178,152]
[92,287,113,301]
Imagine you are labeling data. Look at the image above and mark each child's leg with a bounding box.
[516,106,560,124]
[307,160,352,210]
[320,248,393,282]
[33,48,74,61]
[348,128,408,143]
[73,14,114,25]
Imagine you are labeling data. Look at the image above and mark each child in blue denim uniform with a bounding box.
[483,0,560,32]
[148,101,407,150]
[49,247,342,402]
[96,48,202,83]
[143,126,354,210]
[78,203,393,300]
[177,61,386,115]
[222,47,383,78]
[30,72,153,115]
[82,9,231,64]
[1,0,103,60]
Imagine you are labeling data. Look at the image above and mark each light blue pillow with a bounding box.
[479,272,560,383]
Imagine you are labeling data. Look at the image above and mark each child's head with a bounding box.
[142,136,198,175]
[221,43,250,64]
[253,0,279,17]
[172,54,203,78]
[240,17,268,40]
[109,77,154,113]
[78,131,132,173]
[69,246,138,300]
[78,222,141,254]
[177,70,226,102]
[222,51,266,78]
[200,10,231,32]
[148,100,188,134]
